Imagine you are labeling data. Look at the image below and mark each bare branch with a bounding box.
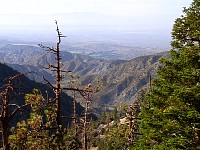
[38,44,57,53]
[43,76,56,89]
[8,104,30,120]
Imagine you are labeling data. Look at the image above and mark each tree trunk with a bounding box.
[2,120,9,150]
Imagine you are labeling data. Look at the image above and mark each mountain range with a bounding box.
[0,43,169,110]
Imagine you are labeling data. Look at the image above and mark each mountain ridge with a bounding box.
[0,44,169,109]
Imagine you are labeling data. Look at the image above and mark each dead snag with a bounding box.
[0,74,29,150]
[39,21,66,130]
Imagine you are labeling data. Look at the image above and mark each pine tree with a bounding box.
[135,0,200,149]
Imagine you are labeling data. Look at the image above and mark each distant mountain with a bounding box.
[0,44,126,81]
[0,44,169,109]
[65,42,159,60]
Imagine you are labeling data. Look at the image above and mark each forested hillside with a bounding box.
[136,0,200,149]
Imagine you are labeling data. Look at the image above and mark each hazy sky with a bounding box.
[0,0,191,24]
[0,0,191,16]
[0,0,192,48]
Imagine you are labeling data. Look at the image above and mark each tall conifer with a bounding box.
[136,0,200,149]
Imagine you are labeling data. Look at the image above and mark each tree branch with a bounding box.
[8,104,30,120]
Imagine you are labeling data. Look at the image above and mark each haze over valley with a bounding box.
[0,0,191,51]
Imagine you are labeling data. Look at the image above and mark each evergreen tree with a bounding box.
[135,0,200,149]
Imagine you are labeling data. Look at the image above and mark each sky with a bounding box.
[0,0,192,48]
[0,0,191,16]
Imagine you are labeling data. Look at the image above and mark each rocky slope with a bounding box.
[90,52,169,106]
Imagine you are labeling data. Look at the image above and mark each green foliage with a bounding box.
[64,128,82,150]
[135,0,200,149]
[97,103,141,150]
[8,89,71,150]
[98,124,130,150]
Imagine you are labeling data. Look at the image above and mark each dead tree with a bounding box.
[66,73,81,139]
[72,90,78,137]
[64,80,94,150]
[83,92,91,150]
[79,87,92,150]
[126,104,140,146]
[39,22,101,149]
[39,21,66,129]
[126,90,144,146]
[64,72,101,150]
[0,74,28,150]
[65,79,95,150]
